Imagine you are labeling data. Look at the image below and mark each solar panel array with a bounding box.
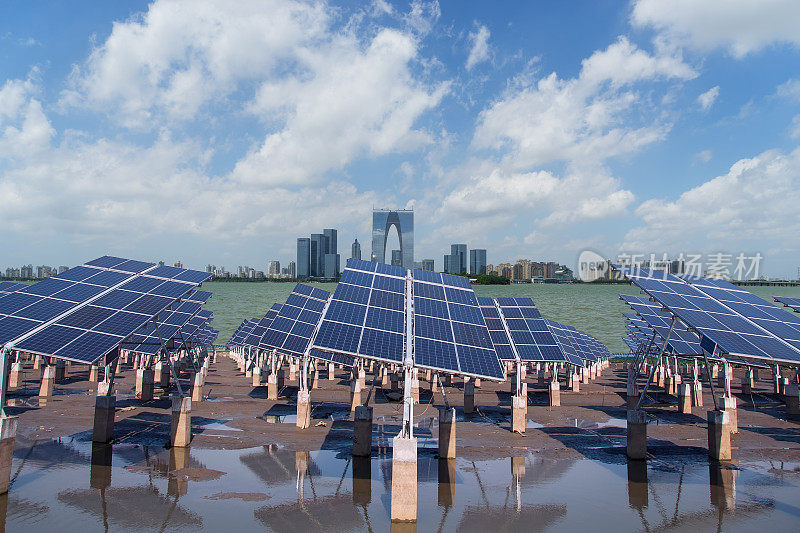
[545,320,603,363]
[478,297,515,361]
[229,319,257,347]
[234,304,282,349]
[495,297,570,364]
[313,259,407,364]
[0,256,152,345]
[775,296,800,314]
[412,269,503,380]
[260,284,330,358]
[620,294,701,355]
[4,256,212,364]
[617,267,800,364]
[122,291,213,355]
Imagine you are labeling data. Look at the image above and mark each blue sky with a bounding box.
[1,0,800,278]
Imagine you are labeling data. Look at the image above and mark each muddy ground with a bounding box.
[6,356,800,464]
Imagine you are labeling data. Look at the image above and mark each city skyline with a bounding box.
[2,2,800,277]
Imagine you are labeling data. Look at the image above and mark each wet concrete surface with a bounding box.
[3,358,800,531]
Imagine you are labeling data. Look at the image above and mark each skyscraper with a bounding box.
[372,209,413,268]
[450,244,467,274]
[297,238,310,278]
[288,260,296,278]
[470,249,487,275]
[391,249,402,266]
[352,238,361,260]
[310,233,325,277]
[323,228,340,277]
[268,260,280,276]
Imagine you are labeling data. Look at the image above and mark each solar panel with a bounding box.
[681,276,800,355]
[620,294,702,356]
[495,297,575,365]
[412,270,503,380]
[11,258,209,363]
[0,282,28,295]
[544,320,602,363]
[617,266,800,364]
[312,259,405,364]
[260,284,330,357]
[775,296,800,314]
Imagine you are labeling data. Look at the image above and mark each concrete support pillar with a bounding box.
[350,379,362,412]
[296,390,311,429]
[92,392,116,443]
[438,407,456,459]
[353,405,373,457]
[115,357,124,374]
[191,372,203,403]
[571,371,580,392]
[88,364,99,383]
[267,372,278,400]
[33,355,42,370]
[712,364,719,379]
[549,381,561,407]
[170,396,192,447]
[381,367,390,387]
[626,373,639,410]
[463,380,475,414]
[328,363,335,381]
[430,372,439,393]
[411,374,420,405]
[678,382,692,414]
[719,395,738,434]
[582,367,590,385]
[626,409,647,460]
[784,383,799,420]
[54,360,66,381]
[512,384,527,434]
[39,365,55,397]
[0,416,19,494]
[780,377,789,396]
[391,436,418,522]
[692,381,703,407]
[9,362,22,389]
[708,410,732,461]
[289,360,297,381]
[358,367,366,389]
[312,368,320,389]
[135,369,154,401]
[252,366,262,387]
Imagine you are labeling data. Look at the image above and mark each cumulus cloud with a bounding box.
[777,78,800,101]
[623,146,800,255]
[632,0,800,58]
[697,86,719,111]
[466,24,490,70]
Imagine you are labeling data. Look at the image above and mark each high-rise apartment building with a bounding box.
[268,260,280,276]
[288,260,296,278]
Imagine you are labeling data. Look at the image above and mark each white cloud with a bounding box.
[623,146,800,254]
[0,77,54,158]
[472,37,694,169]
[777,78,800,101]
[693,149,713,164]
[790,115,800,139]
[632,0,800,58]
[466,24,490,70]
[697,86,719,111]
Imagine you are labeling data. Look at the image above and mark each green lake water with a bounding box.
[201,282,800,353]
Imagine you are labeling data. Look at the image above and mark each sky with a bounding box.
[1,0,800,278]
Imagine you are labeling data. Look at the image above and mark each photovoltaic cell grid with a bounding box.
[11,256,210,363]
[0,282,28,295]
[620,294,702,355]
[229,319,257,346]
[312,259,407,365]
[544,320,600,363]
[241,304,283,348]
[478,297,515,361]
[617,267,800,364]
[775,296,800,314]
[412,269,503,380]
[495,297,574,365]
[260,284,331,358]
[122,291,213,355]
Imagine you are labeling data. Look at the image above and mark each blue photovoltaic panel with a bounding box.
[620,294,702,356]
[85,256,129,269]
[312,258,406,364]
[260,284,330,356]
[775,296,800,314]
[310,348,355,367]
[185,290,213,304]
[0,282,28,295]
[412,270,503,380]
[11,257,208,363]
[54,266,102,282]
[617,266,800,363]
[544,320,593,364]
[19,277,75,297]
[496,297,576,365]
[681,276,800,356]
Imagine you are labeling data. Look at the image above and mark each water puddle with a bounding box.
[565,417,627,429]
[6,437,799,532]
[199,420,243,432]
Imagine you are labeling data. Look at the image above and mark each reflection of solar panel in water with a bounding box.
[617,266,800,363]
[313,259,406,364]
[412,270,503,380]
[496,297,571,364]
[260,284,330,357]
